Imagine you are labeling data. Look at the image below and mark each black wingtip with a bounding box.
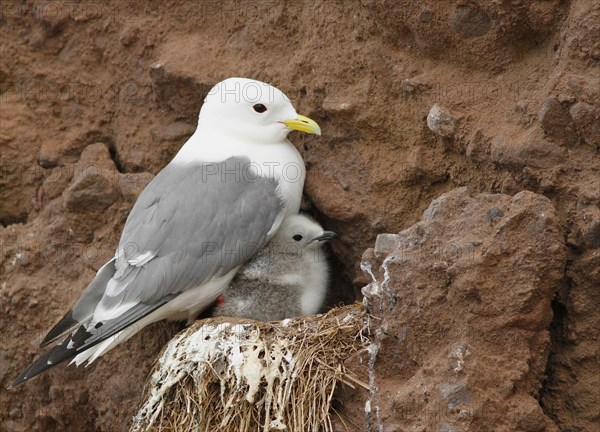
[10,364,46,388]
[11,293,174,388]
[8,371,30,389]
[40,310,78,348]
[9,340,79,388]
[9,361,40,388]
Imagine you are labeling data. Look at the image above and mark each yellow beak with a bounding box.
[281,114,321,136]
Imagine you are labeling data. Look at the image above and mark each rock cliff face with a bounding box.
[359,188,566,432]
[1,1,598,431]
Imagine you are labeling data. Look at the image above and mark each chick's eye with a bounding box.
[253,103,267,113]
[292,234,303,242]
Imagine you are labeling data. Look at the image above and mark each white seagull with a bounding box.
[11,77,321,387]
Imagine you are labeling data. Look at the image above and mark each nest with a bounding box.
[131,303,370,432]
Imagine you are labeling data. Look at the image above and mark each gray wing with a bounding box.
[14,157,284,386]
[105,157,283,307]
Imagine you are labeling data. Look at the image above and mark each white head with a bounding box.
[271,214,337,252]
[198,77,321,144]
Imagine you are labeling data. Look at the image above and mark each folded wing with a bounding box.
[12,157,284,386]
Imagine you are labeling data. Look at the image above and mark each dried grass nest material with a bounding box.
[131,303,370,432]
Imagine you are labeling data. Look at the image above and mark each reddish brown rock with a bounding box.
[569,102,600,150]
[1,1,599,431]
[356,188,565,431]
[567,205,600,249]
[490,128,567,170]
[148,62,211,123]
[119,24,139,47]
[157,121,195,143]
[63,143,121,212]
[449,4,492,39]
[538,97,578,146]
[40,165,74,203]
[0,100,41,225]
[400,75,431,96]
[304,170,366,222]
[541,250,600,431]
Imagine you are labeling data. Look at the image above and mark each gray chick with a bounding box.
[212,214,336,321]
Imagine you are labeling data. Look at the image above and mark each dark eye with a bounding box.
[253,103,267,113]
[293,234,303,242]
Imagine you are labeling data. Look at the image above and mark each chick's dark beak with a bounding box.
[313,231,337,242]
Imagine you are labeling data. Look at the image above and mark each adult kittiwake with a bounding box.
[213,214,335,321]
[11,77,321,387]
